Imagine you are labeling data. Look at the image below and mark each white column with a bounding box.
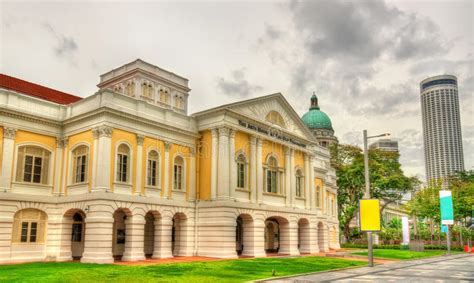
[135,135,144,196]
[310,156,316,210]
[188,147,196,201]
[284,147,291,206]
[210,128,218,200]
[58,137,68,196]
[1,127,16,191]
[92,126,113,192]
[290,149,295,206]
[304,155,310,209]
[53,138,63,196]
[249,136,257,203]
[152,217,173,259]
[122,214,146,261]
[81,208,114,264]
[229,129,236,200]
[0,215,13,263]
[164,142,170,199]
[91,128,99,189]
[256,138,263,204]
[250,220,266,257]
[217,127,230,200]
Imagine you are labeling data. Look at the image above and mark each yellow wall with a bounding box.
[262,140,285,167]
[111,129,138,193]
[67,130,94,191]
[198,130,212,200]
[235,131,250,157]
[15,130,56,150]
[294,150,305,170]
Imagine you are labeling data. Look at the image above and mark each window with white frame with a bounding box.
[16,146,51,185]
[173,156,184,191]
[116,144,130,183]
[147,150,160,187]
[72,145,88,184]
[295,169,303,197]
[266,156,279,193]
[11,209,47,243]
[236,154,246,189]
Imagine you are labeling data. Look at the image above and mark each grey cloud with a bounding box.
[216,69,263,97]
[42,23,78,58]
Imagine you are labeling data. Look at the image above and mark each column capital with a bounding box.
[218,127,230,137]
[56,137,69,148]
[164,141,171,152]
[189,146,196,156]
[136,134,145,146]
[211,128,219,138]
[250,135,257,144]
[92,128,100,139]
[229,128,236,139]
[95,125,113,138]
[256,138,263,147]
[3,127,16,140]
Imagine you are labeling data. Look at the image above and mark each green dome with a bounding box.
[301,94,333,131]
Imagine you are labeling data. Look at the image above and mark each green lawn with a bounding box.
[351,249,449,260]
[0,257,366,283]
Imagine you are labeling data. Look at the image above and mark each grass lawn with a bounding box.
[0,256,366,283]
[351,249,450,260]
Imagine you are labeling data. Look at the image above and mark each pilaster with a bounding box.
[217,127,230,200]
[229,129,236,200]
[284,147,291,206]
[0,127,16,191]
[256,138,263,204]
[92,126,113,192]
[58,137,68,196]
[210,128,218,200]
[249,136,257,203]
[189,147,196,201]
[135,134,144,196]
[164,142,170,199]
[304,155,310,209]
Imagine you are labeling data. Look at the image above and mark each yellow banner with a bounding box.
[359,199,381,231]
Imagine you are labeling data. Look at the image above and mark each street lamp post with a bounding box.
[363,130,390,267]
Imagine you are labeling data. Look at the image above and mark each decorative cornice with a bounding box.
[136,134,145,145]
[3,127,17,140]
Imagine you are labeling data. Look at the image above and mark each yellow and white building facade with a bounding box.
[0,59,339,264]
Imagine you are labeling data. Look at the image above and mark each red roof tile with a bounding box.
[0,74,82,105]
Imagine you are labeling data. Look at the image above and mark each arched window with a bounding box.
[116,144,130,183]
[142,82,148,97]
[316,186,321,208]
[173,156,184,191]
[265,111,286,128]
[160,89,169,104]
[236,154,246,189]
[16,145,51,185]
[72,145,88,184]
[147,150,160,187]
[295,169,303,197]
[125,82,135,96]
[12,209,47,243]
[266,156,278,193]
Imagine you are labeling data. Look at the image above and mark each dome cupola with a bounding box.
[301,93,333,131]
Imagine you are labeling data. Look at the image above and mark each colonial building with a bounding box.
[0,59,340,264]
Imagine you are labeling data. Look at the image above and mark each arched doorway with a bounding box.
[298,218,310,254]
[264,216,289,254]
[172,213,187,256]
[71,212,86,259]
[112,209,131,260]
[144,212,155,258]
[236,214,253,256]
[317,222,325,252]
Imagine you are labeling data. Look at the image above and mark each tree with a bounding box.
[331,143,417,241]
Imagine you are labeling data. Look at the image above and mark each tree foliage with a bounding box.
[331,143,417,241]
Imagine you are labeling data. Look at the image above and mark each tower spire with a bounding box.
[310,91,319,110]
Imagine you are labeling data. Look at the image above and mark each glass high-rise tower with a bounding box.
[420,75,464,182]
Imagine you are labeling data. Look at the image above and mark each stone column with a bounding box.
[308,221,320,253]
[217,127,230,200]
[0,127,16,191]
[152,216,173,259]
[249,136,257,203]
[256,139,263,204]
[92,126,113,192]
[310,156,316,210]
[229,129,236,200]
[250,220,267,257]
[188,147,196,201]
[164,142,170,198]
[135,135,144,196]
[284,147,291,206]
[279,221,300,256]
[59,138,68,196]
[122,214,146,261]
[290,149,295,206]
[210,128,218,200]
[53,138,64,196]
[91,128,99,190]
[81,209,115,264]
[304,155,310,209]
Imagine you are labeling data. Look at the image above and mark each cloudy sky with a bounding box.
[1,0,473,180]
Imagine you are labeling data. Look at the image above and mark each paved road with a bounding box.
[265,254,474,283]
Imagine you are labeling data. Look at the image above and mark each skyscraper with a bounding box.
[370,139,399,152]
[420,75,464,182]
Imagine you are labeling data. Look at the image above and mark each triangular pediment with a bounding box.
[195,93,316,142]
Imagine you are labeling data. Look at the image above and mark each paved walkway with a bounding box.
[264,254,474,282]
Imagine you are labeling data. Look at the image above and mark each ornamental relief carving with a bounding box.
[3,127,16,139]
